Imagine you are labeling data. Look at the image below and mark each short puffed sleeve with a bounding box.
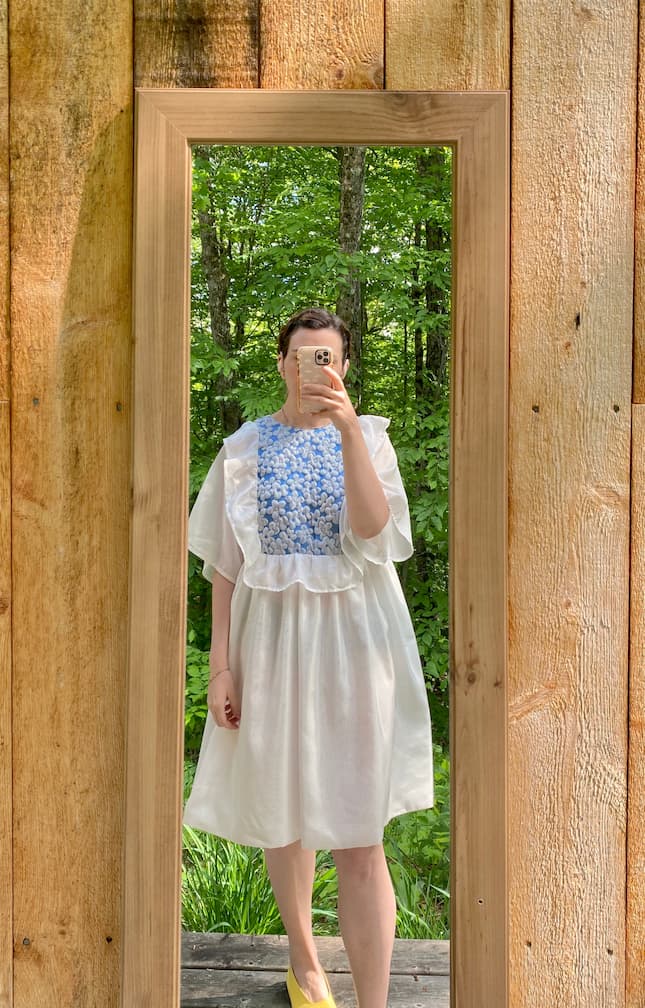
[339,416,414,565]
[187,448,243,584]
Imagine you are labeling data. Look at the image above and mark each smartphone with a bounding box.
[296,345,336,413]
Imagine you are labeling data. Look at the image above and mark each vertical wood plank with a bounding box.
[9,1,133,1005]
[0,0,6,402]
[135,0,259,88]
[123,94,192,1008]
[384,7,511,1007]
[0,389,9,1008]
[627,405,645,1008]
[385,0,510,89]
[260,0,383,88]
[509,3,636,1006]
[634,0,645,401]
[0,0,10,1003]
[627,9,645,1004]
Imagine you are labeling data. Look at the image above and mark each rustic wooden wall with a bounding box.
[260,2,384,88]
[636,0,645,406]
[627,1,645,1004]
[0,1,10,1005]
[7,1,132,1006]
[509,3,636,1007]
[386,0,509,89]
[628,407,645,1008]
[4,1,642,1006]
[135,0,258,88]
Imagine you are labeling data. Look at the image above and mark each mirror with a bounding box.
[181,141,451,1001]
[124,89,509,1008]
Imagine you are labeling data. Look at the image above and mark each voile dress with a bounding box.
[182,413,434,850]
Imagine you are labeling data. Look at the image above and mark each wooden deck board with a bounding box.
[181,933,450,1007]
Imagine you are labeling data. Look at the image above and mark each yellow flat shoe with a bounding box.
[286,965,337,1008]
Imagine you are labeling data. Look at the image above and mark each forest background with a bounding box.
[182,144,453,939]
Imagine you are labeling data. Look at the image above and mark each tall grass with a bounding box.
[182,828,339,934]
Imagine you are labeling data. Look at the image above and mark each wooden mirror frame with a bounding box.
[123,89,509,1008]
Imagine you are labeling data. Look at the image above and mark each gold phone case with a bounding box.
[296,346,336,413]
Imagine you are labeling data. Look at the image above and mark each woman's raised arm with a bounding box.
[340,421,390,539]
[301,364,390,539]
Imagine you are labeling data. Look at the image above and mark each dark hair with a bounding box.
[278,307,351,363]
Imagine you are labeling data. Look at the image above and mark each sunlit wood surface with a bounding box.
[627,405,645,1007]
[3,0,642,1005]
[509,3,636,1007]
[0,1,10,1003]
[8,0,132,1007]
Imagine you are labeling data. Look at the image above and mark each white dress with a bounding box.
[182,413,434,850]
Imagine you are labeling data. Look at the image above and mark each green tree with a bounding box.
[187,144,452,752]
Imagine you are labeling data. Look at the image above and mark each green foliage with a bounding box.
[184,142,453,937]
[394,405,450,747]
[188,143,453,742]
[184,634,211,756]
[384,743,450,938]
[182,828,284,934]
[182,831,341,935]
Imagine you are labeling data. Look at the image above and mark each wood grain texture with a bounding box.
[508,3,636,1006]
[180,969,449,1007]
[9,2,133,1006]
[260,0,383,88]
[0,1,10,1004]
[627,404,645,1008]
[126,89,508,1008]
[635,3,645,402]
[181,931,450,974]
[385,0,510,89]
[179,933,450,1005]
[0,0,6,402]
[135,0,259,88]
[0,395,9,1008]
[123,95,191,1008]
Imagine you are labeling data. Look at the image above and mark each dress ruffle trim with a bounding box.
[223,415,407,593]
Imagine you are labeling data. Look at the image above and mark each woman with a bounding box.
[183,306,434,1008]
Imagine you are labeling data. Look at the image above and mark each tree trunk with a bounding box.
[424,222,449,400]
[197,206,242,436]
[336,145,366,408]
[412,148,450,408]
[411,219,425,403]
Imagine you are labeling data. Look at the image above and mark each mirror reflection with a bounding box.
[181,144,452,1006]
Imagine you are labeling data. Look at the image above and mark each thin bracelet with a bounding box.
[209,666,230,682]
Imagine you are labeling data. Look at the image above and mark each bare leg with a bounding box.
[331,844,396,1008]
[264,840,330,1002]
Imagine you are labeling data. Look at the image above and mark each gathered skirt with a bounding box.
[182,560,434,851]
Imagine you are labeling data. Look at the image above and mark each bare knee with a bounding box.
[332,843,385,884]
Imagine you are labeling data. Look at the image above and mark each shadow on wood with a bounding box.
[181,932,450,1007]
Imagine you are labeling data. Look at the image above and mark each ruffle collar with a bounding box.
[222,415,390,593]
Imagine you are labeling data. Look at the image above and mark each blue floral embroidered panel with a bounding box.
[256,415,345,556]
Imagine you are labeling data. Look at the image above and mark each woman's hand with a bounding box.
[304,364,390,537]
[302,365,359,435]
[208,670,240,730]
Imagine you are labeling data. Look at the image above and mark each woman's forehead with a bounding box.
[286,327,343,351]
